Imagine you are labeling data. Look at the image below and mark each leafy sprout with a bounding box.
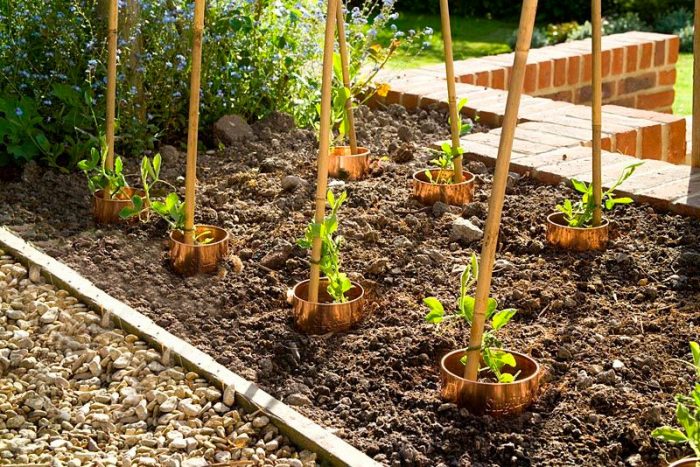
[424,253,519,383]
[425,98,471,185]
[651,342,700,458]
[77,138,128,199]
[297,190,353,303]
[556,162,643,227]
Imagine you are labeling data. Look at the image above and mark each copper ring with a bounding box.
[412,169,475,206]
[291,279,365,334]
[328,146,371,181]
[169,224,230,276]
[545,212,609,252]
[440,348,542,415]
[92,187,146,225]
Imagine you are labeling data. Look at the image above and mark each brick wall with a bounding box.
[417,32,679,114]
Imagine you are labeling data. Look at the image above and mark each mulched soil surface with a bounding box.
[1,104,699,467]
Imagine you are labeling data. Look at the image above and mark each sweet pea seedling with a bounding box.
[652,341,700,458]
[556,161,643,227]
[424,253,519,383]
[426,98,472,185]
[297,190,353,303]
[77,140,128,199]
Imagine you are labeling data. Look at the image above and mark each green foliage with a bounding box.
[556,162,642,228]
[77,141,128,199]
[425,99,470,185]
[567,13,649,42]
[507,27,550,50]
[651,342,700,458]
[297,190,353,303]
[656,9,694,53]
[423,253,519,383]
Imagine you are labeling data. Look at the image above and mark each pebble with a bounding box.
[286,393,313,407]
[450,217,484,243]
[0,257,316,465]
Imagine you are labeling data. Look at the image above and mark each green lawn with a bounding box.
[380,14,516,69]
[674,52,692,116]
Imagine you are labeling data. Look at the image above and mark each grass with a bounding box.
[674,52,692,116]
[378,13,516,69]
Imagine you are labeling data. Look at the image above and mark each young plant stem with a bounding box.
[183,0,206,245]
[439,0,463,183]
[308,0,339,304]
[463,0,538,381]
[591,0,603,226]
[693,0,700,166]
[335,0,358,154]
[105,0,118,199]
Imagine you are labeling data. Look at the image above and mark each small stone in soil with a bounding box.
[466,160,488,174]
[450,217,483,243]
[286,393,312,406]
[397,125,412,142]
[432,202,451,218]
[281,175,306,192]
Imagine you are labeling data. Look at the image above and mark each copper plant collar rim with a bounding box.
[93,187,146,204]
[331,145,371,158]
[292,278,365,306]
[169,224,230,249]
[546,212,610,231]
[412,168,476,186]
[668,459,700,467]
[440,348,541,387]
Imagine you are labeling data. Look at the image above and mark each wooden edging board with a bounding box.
[0,227,380,467]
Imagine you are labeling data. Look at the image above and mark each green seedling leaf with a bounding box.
[492,308,517,330]
[423,297,445,324]
[652,427,688,443]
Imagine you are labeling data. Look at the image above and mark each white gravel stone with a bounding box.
[0,257,315,465]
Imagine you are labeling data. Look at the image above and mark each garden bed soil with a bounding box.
[1,104,699,466]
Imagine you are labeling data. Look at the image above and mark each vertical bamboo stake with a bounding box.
[591,0,603,226]
[335,0,357,154]
[183,0,206,245]
[693,0,700,166]
[439,0,463,183]
[308,0,339,303]
[463,0,538,381]
[105,0,118,198]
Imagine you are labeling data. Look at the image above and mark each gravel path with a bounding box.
[0,250,317,466]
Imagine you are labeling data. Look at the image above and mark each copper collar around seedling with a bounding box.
[440,348,542,415]
[92,187,146,225]
[169,224,230,276]
[328,146,371,181]
[412,169,475,206]
[545,212,609,252]
[291,278,365,335]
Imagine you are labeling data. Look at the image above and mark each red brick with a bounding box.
[639,42,653,69]
[625,44,639,73]
[614,130,638,156]
[667,119,687,164]
[491,69,505,89]
[474,71,489,87]
[538,60,553,89]
[602,50,611,77]
[668,36,680,64]
[568,56,580,86]
[553,57,567,87]
[608,96,636,108]
[619,72,656,94]
[641,125,663,159]
[612,48,624,75]
[659,69,677,86]
[459,74,475,85]
[541,89,574,102]
[524,63,538,94]
[654,40,666,66]
[583,54,592,82]
[637,90,675,111]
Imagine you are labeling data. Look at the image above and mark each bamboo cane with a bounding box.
[439,0,463,183]
[183,0,206,245]
[308,0,339,304]
[335,0,358,154]
[104,0,118,199]
[463,0,538,381]
[693,0,700,166]
[591,0,603,226]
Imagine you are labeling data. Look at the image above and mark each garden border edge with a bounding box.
[0,227,380,467]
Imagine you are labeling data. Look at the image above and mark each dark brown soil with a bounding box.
[1,104,699,467]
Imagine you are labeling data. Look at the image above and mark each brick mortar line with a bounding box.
[0,227,380,467]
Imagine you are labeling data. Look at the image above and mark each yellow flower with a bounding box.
[376,83,390,97]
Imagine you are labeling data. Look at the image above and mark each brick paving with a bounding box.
[375,31,700,217]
